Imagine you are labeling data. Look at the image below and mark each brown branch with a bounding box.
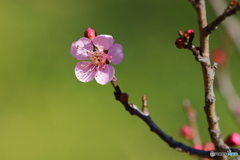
[205,1,240,36]
[191,0,209,57]
[111,77,240,159]
[189,0,199,10]
[185,42,206,62]
[189,1,230,159]
[208,0,240,57]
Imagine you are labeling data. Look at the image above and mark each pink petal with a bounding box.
[95,65,115,85]
[108,43,124,64]
[70,38,93,60]
[92,35,114,50]
[75,61,97,82]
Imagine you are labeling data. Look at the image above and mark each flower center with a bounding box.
[89,50,108,65]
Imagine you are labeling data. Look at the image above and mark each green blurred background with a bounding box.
[1,0,240,159]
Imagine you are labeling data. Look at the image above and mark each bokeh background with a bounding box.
[1,0,240,159]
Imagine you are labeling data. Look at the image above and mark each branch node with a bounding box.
[209,128,220,134]
[197,56,208,63]
[206,95,216,103]
[212,62,218,69]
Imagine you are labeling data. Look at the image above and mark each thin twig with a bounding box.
[183,99,202,146]
[208,0,240,57]
[205,1,240,36]
[111,78,240,159]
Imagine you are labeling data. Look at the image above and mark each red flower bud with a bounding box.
[193,145,203,150]
[183,29,195,42]
[225,133,240,146]
[84,27,97,40]
[180,125,193,140]
[175,38,184,49]
[203,141,215,151]
[212,49,227,65]
[120,93,129,102]
[230,0,237,6]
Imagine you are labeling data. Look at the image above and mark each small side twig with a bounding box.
[204,1,240,36]
[209,0,240,57]
[110,77,240,159]
[183,99,202,146]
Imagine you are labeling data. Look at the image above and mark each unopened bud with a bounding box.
[84,27,97,40]
[180,125,193,140]
[193,145,203,150]
[230,0,237,6]
[225,133,240,146]
[203,141,215,151]
[175,38,184,49]
[212,49,227,65]
[120,93,129,102]
[183,29,195,42]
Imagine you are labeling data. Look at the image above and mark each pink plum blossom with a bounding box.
[225,132,240,146]
[70,34,124,85]
[180,125,193,140]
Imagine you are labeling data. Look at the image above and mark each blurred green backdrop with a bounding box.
[1,0,240,160]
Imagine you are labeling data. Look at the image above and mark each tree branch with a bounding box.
[205,1,240,36]
[189,1,230,158]
[111,78,240,159]
[209,0,240,57]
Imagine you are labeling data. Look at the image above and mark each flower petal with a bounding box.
[92,35,114,50]
[108,43,124,64]
[75,61,97,82]
[70,38,93,60]
[95,65,115,85]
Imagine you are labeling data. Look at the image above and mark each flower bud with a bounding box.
[84,27,97,40]
[230,0,237,6]
[120,93,129,102]
[225,133,240,146]
[183,29,194,42]
[193,145,203,150]
[175,38,184,49]
[180,125,193,140]
[203,141,215,151]
[212,49,227,65]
